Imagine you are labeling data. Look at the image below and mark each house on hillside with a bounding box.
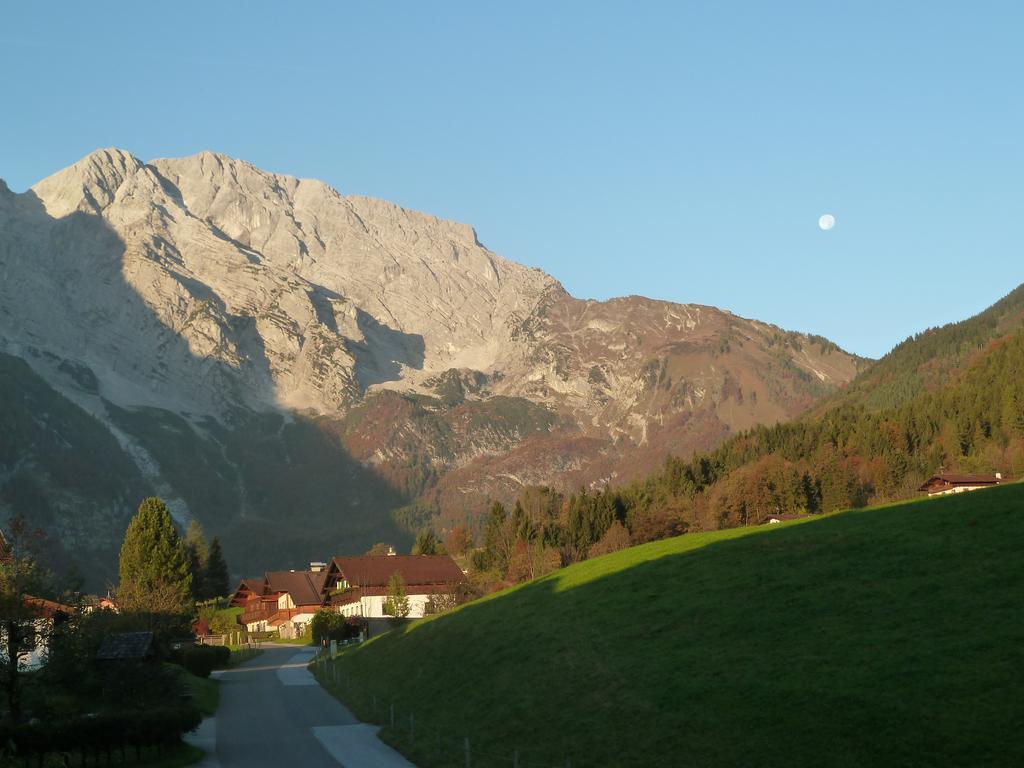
[233,565,329,638]
[326,554,465,619]
[918,472,1003,497]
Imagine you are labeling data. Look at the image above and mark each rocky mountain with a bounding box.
[0,149,865,584]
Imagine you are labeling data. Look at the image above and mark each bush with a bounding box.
[181,645,219,678]
[311,610,357,644]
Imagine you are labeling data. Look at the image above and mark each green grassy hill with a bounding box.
[316,484,1024,767]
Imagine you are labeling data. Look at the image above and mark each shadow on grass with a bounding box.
[325,483,1024,768]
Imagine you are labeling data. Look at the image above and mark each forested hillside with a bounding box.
[458,292,1024,584]
[819,282,1024,412]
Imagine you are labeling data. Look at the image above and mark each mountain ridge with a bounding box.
[0,148,864,580]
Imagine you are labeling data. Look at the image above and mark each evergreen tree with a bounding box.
[412,529,439,556]
[117,497,192,614]
[383,571,410,620]
[483,501,514,572]
[183,520,208,600]
[203,537,229,600]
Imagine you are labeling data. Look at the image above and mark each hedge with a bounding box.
[0,705,202,764]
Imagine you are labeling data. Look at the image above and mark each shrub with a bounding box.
[182,645,218,678]
[0,705,202,764]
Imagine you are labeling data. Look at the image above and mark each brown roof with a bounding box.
[329,555,465,588]
[24,595,74,618]
[264,569,330,606]
[230,578,266,605]
[918,473,1003,491]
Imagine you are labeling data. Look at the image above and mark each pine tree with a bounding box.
[412,529,439,556]
[183,520,208,600]
[117,497,192,614]
[203,537,229,600]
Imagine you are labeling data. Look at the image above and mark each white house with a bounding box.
[918,472,1003,496]
[326,554,465,619]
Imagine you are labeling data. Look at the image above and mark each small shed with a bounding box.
[96,631,155,661]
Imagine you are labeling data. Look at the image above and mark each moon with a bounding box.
[818,213,836,231]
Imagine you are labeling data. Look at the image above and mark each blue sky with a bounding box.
[2,2,1021,358]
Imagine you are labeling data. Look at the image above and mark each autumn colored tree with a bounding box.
[443,525,473,556]
[589,521,632,558]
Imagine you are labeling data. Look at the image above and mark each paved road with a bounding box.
[190,643,414,768]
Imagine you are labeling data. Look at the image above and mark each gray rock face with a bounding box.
[1,149,561,418]
[0,149,861,443]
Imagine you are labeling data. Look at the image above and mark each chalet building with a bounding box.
[233,567,329,637]
[231,554,466,637]
[326,554,465,619]
[918,472,1004,497]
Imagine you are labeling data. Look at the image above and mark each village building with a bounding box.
[233,566,329,638]
[1,596,74,670]
[326,554,465,619]
[917,472,1004,496]
[231,554,466,638]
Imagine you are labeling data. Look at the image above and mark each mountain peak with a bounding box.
[30,148,143,218]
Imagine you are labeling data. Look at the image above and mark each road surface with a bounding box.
[188,643,415,768]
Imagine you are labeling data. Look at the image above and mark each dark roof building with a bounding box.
[96,631,155,661]
[918,472,1004,496]
[263,569,330,607]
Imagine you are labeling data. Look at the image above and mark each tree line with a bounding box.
[439,328,1024,589]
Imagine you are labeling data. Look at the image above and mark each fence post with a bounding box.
[373,695,377,719]
[566,758,572,768]
[409,713,414,742]
[513,749,519,768]
[464,736,471,768]
[390,702,395,728]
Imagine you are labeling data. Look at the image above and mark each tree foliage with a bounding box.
[117,497,192,614]
[203,537,229,599]
[383,571,410,621]
[412,528,442,556]
[469,327,1024,590]
[183,520,208,600]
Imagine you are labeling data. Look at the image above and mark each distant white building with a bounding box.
[918,472,1003,497]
